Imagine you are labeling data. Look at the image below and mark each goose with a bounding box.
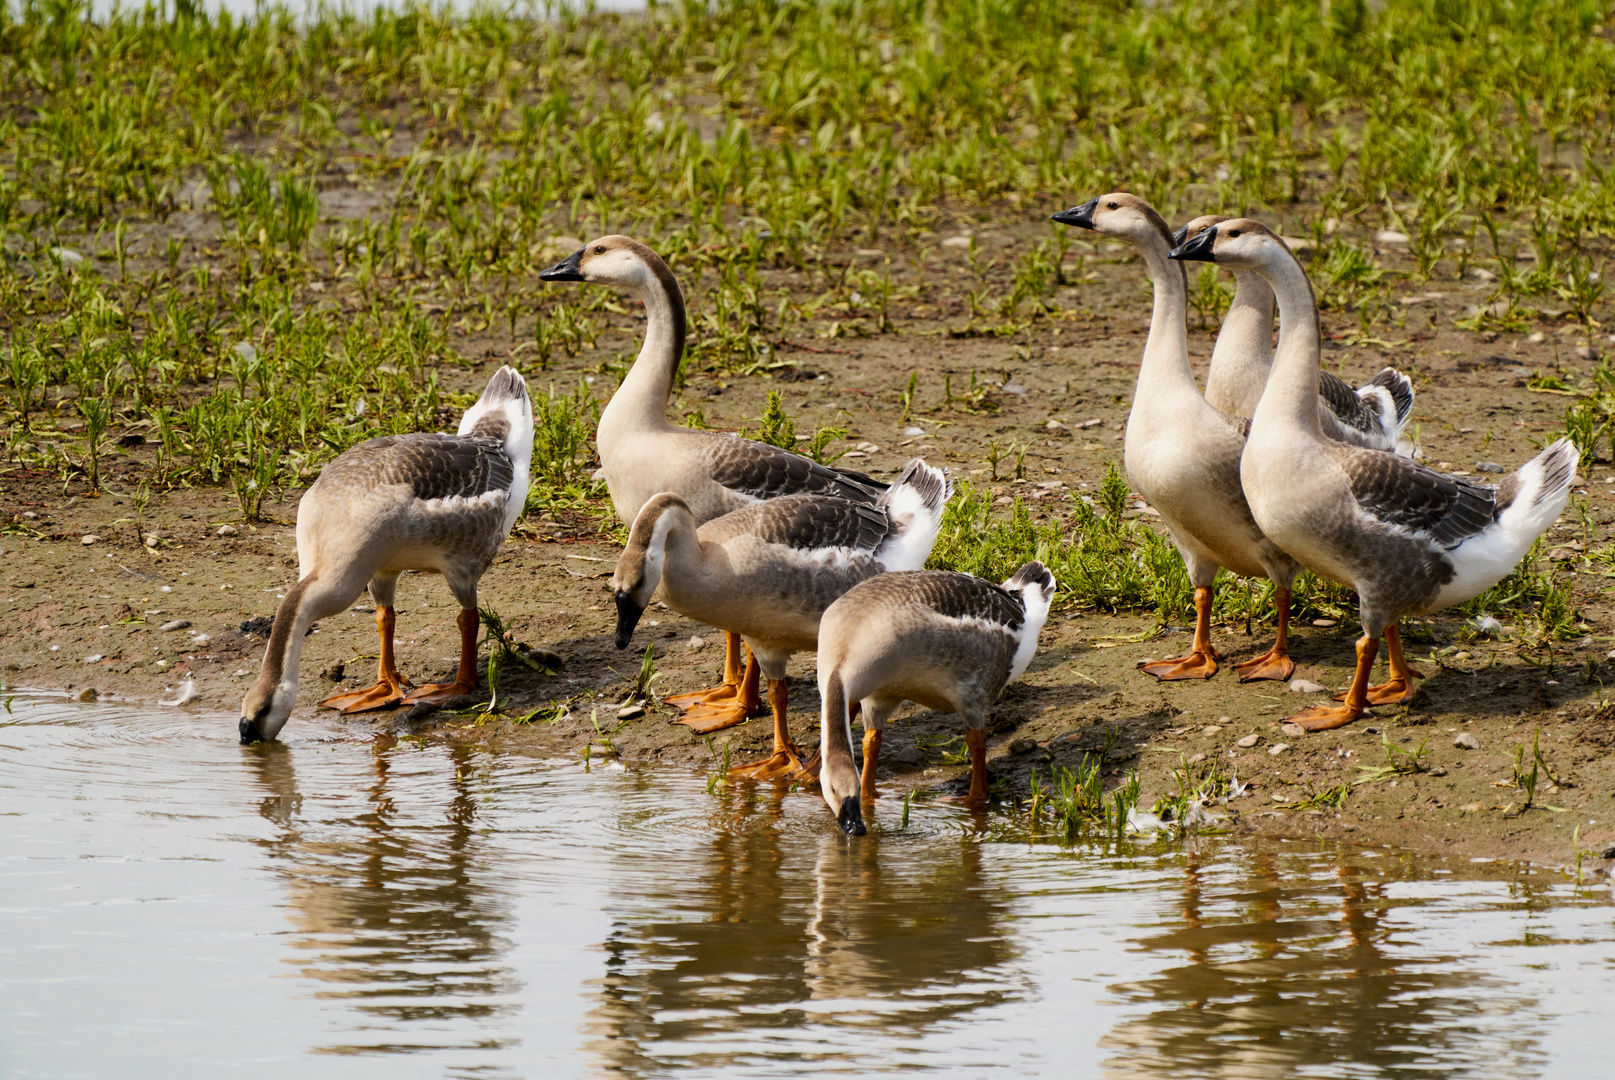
[540,236,888,731]
[816,562,1056,835]
[1175,214,1415,450]
[1170,220,1577,730]
[239,366,534,743]
[1051,194,1302,683]
[612,459,950,778]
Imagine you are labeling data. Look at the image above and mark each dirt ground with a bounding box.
[5,213,1615,877]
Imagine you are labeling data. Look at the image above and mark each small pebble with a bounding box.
[72,687,97,702]
[1289,679,1328,694]
[1462,803,1484,813]
[1201,725,1222,737]
[1311,618,1337,627]
[1375,229,1409,244]
[902,426,926,436]
[1007,737,1039,755]
[1187,752,1206,764]
[80,535,99,546]
[1475,462,1504,474]
[687,636,706,649]
[82,654,104,664]
[1454,732,1480,750]
[1268,743,1289,755]
[1429,765,1448,777]
[216,524,239,537]
[1236,733,1261,748]
[617,703,646,720]
[159,619,191,632]
[1281,722,1305,737]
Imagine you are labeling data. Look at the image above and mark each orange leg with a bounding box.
[1291,634,1376,731]
[401,608,479,707]
[319,605,413,713]
[1139,586,1220,681]
[1334,623,1422,705]
[860,728,882,803]
[728,677,816,780]
[964,728,989,807]
[673,646,761,734]
[1235,586,1297,683]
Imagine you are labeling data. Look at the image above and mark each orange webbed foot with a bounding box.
[670,701,752,734]
[1234,648,1296,683]
[1286,701,1366,732]
[728,744,816,781]
[400,681,477,707]
[318,680,411,714]
[664,682,743,711]
[1138,651,1219,681]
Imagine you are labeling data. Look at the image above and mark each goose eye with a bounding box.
[1106,201,1118,209]
[594,245,606,254]
[1228,230,1241,237]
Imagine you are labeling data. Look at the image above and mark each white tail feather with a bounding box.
[875,458,952,572]
[1004,561,1057,681]
[1434,439,1577,609]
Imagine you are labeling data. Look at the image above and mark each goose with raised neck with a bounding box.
[238,366,535,743]
[1172,220,1577,730]
[1177,215,1414,450]
[612,459,951,779]
[540,236,889,731]
[815,562,1056,834]
[1052,194,1301,684]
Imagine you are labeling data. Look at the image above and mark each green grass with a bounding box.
[0,0,1607,611]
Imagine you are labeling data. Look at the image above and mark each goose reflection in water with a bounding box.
[582,785,1019,1076]
[1099,847,1546,1079]
[246,737,520,1055]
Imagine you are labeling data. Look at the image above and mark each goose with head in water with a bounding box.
[612,459,951,780]
[540,237,888,733]
[1171,220,1577,730]
[816,563,1056,835]
[238,366,533,744]
[1051,194,1301,683]
[1175,214,1414,451]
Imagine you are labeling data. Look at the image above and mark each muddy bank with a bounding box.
[5,218,1615,872]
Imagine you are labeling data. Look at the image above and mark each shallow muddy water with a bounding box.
[1,697,1611,1079]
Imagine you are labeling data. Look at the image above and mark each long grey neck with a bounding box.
[1134,231,1197,397]
[1206,269,1275,414]
[599,263,687,439]
[654,507,714,604]
[253,578,318,706]
[1250,250,1324,437]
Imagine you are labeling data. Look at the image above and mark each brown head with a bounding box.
[1167,217,1295,272]
[610,493,693,650]
[539,235,687,370]
[1173,214,1228,251]
[1051,192,1176,251]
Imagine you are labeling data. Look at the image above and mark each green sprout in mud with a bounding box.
[1354,731,1431,785]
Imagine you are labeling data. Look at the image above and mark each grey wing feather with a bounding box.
[332,433,513,502]
[704,436,887,504]
[910,571,1027,630]
[1342,449,1498,548]
[745,495,892,554]
[1319,371,1384,435]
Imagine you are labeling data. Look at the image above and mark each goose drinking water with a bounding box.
[239,367,534,743]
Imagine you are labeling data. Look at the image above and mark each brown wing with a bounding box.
[702,435,887,504]
[1339,447,1499,548]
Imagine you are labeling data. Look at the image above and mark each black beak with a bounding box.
[613,591,644,650]
[539,247,586,282]
[239,717,264,745]
[1169,225,1217,262]
[1171,224,1189,247]
[1050,197,1099,230]
[837,794,867,836]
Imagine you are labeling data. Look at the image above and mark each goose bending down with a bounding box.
[540,236,887,731]
[1051,194,1301,683]
[816,563,1056,835]
[239,367,534,743]
[1176,215,1415,451]
[1170,220,1577,730]
[612,459,951,778]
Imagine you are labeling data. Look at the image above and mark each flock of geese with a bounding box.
[238,194,1576,836]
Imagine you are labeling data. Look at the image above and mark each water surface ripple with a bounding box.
[1,697,1609,1078]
